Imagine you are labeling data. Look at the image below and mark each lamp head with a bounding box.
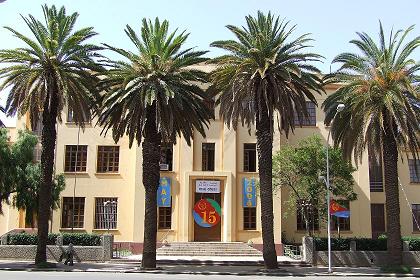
[336,104,345,112]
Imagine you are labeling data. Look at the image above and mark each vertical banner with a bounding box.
[157,177,171,207]
[243,178,257,207]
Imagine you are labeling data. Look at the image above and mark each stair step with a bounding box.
[156,242,262,257]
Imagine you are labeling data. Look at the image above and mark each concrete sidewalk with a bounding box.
[0,260,419,277]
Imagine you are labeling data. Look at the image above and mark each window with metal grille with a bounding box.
[202,143,215,171]
[31,117,43,137]
[160,145,173,171]
[67,108,91,123]
[412,204,420,231]
[158,207,172,229]
[294,101,316,126]
[95,197,118,229]
[368,149,383,192]
[243,143,256,172]
[331,200,350,231]
[243,207,256,230]
[64,145,88,172]
[61,197,85,228]
[409,159,420,183]
[97,146,120,173]
[296,201,319,231]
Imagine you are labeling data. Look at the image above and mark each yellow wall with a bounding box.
[1,86,419,246]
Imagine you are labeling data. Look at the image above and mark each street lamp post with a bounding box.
[326,103,345,274]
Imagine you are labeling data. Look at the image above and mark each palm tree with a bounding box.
[98,18,212,268]
[323,23,420,265]
[0,5,102,264]
[0,106,5,127]
[209,11,324,269]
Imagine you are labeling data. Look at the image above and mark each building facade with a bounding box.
[1,84,420,251]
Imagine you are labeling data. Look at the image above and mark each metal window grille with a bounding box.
[409,159,420,183]
[202,143,215,171]
[95,197,118,229]
[294,101,316,126]
[67,108,91,123]
[158,207,172,229]
[243,143,256,172]
[243,207,256,230]
[368,150,384,192]
[413,204,420,231]
[61,197,85,228]
[160,145,173,171]
[64,145,88,172]
[296,201,319,231]
[97,146,120,173]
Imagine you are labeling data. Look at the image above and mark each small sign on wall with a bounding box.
[157,177,171,207]
[243,178,257,207]
[195,180,221,193]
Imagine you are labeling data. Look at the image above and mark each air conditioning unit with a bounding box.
[160,163,169,171]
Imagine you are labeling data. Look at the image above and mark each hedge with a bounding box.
[8,233,58,245]
[6,233,101,246]
[62,233,101,246]
[314,237,420,251]
[402,237,420,251]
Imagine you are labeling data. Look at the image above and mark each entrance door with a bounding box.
[194,192,222,242]
[371,204,385,239]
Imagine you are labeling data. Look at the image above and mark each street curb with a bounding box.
[0,267,416,277]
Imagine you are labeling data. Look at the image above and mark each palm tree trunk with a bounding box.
[141,104,161,269]
[382,123,402,265]
[255,95,278,269]
[35,91,58,265]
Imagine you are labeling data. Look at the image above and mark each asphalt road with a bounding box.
[0,272,417,280]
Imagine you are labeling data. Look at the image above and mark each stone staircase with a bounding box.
[156,242,263,257]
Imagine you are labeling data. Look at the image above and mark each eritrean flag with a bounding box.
[330,200,350,218]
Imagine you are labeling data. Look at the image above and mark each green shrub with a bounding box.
[402,237,420,251]
[355,238,387,251]
[314,237,350,251]
[62,233,101,246]
[6,233,100,246]
[7,233,58,245]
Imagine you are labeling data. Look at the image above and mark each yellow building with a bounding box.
[1,84,420,253]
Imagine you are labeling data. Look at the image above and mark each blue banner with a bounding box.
[243,178,257,207]
[157,177,171,207]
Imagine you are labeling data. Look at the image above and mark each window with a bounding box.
[243,143,257,172]
[294,101,316,126]
[160,145,173,171]
[95,197,118,229]
[33,144,42,163]
[202,143,215,171]
[61,197,85,228]
[67,108,91,123]
[409,159,420,183]
[243,207,256,230]
[331,200,350,231]
[31,117,43,137]
[158,207,172,229]
[369,149,383,192]
[64,145,88,172]
[412,204,420,231]
[296,201,319,231]
[97,146,120,173]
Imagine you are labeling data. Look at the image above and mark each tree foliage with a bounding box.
[273,135,357,225]
[0,128,65,225]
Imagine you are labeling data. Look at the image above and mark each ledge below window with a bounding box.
[63,172,89,176]
[59,228,86,231]
[93,228,119,232]
[94,172,121,177]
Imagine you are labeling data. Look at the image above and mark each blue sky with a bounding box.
[0,0,419,126]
